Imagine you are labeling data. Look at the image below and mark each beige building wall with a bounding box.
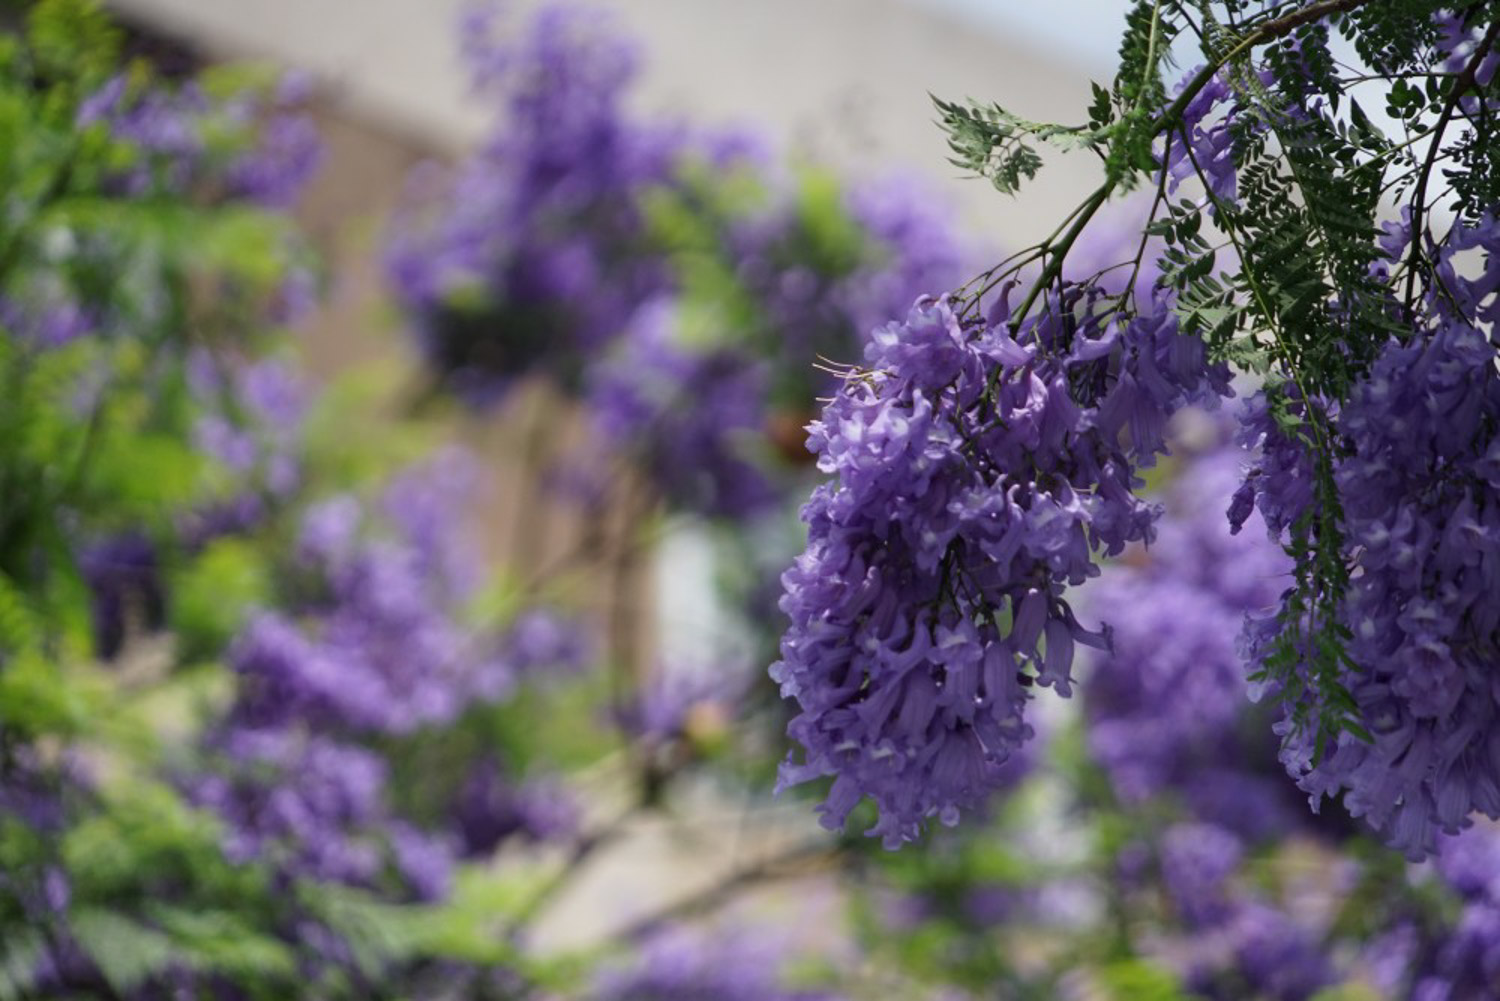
[107,0,1103,245]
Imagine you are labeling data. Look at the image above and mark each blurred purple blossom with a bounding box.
[587,300,778,518]
[499,607,592,679]
[185,729,389,888]
[591,927,845,1001]
[1162,69,1239,205]
[0,291,94,349]
[1082,417,1313,841]
[76,531,166,660]
[385,3,682,403]
[453,756,579,857]
[79,70,320,205]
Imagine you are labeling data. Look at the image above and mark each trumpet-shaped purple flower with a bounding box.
[774,289,1229,846]
[1240,215,1500,859]
[1163,69,1239,205]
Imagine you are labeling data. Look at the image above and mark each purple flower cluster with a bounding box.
[1414,826,1500,998]
[0,289,94,350]
[2,70,316,368]
[223,73,323,210]
[76,531,166,660]
[1084,417,1308,840]
[452,756,579,857]
[583,170,968,520]
[185,729,427,892]
[1124,821,1500,1000]
[837,176,972,342]
[0,745,69,837]
[70,356,308,661]
[182,436,600,910]
[390,7,969,520]
[1163,69,1239,205]
[191,353,308,506]
[1227,385,1319,541]
[78,70,320,205]
[77,74,204,194]
[385,4,681,402]
[719,172,969,401]
[498,606,592,680]
[1436,13,1500,123]
[1154,822,1340,1001]
[230,457,503,737]
[773,289,1229,846]
[188,453,515,899]
[591,928,845,1001]
[1237,215,1500,859]
[587,300,779,518]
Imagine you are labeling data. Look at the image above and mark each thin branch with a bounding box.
[507,807,640,934]
[1005,0,1386,331]
[614,839,843,942]
[1403,13,1500,316]
[1119,133,1178,314]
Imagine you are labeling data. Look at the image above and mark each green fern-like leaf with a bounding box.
[69,909,183,993]
[932,97,1110,195]
[0,927,47,1001]
[146,906,298,981]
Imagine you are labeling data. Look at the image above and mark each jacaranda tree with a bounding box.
[4,1,1500,999]
[773,0,1500,863]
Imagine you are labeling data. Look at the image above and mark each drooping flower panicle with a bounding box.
[774,288,1228,846]
[1237,214,1500,859]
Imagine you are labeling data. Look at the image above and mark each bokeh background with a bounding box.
[91,0,1108,948]
[5,2,1499,999]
